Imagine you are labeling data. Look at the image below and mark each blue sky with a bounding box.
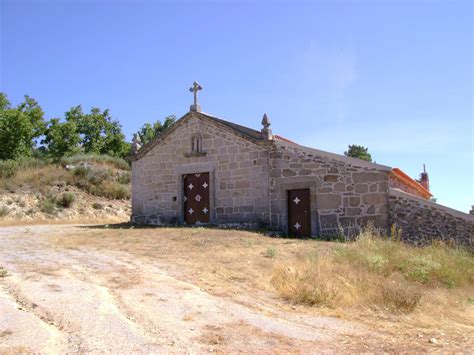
[1,0,472,212]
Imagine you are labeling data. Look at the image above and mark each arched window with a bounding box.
[190,134,202,153]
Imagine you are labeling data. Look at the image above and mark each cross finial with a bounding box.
[131,133,142,154]
[189,81,203,112]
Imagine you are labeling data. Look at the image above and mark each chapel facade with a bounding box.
[129,84,398,237]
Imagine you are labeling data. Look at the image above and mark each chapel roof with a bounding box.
[390,167,433,199]
[129,110,391,172]
[196,111,264,141]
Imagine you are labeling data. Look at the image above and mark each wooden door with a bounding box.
[288,189,311,237]
[183,172,210,224]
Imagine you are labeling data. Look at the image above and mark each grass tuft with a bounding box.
[58,192,75,208]
[39,197,57,215]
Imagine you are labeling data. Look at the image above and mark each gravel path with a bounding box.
[0,224,364,353]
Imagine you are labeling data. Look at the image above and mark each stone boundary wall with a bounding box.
[389,188,474,250]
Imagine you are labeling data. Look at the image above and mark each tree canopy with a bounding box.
[1,91,178,162]
[137,115,176,145]
[344,144,373,162]
[0,92,131,161]
[0,93,46,160]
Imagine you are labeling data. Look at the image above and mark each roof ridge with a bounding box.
[196,111,263,141]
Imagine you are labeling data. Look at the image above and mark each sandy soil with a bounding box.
[0,224,472,353]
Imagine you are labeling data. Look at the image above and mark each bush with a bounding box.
[58,192,75,208]
[72,166,88,179]
[118,172,131,184]
[102,181,130,199]
[0,206,10,217]
[39,197,57,215]
[0,160,18,178]
[87,169,111,185]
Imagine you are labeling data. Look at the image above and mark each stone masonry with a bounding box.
[130,110,393,236]
[131,111,271,226]
[268,141,391,237]
[130,108,473,247]
[389,188,474,250]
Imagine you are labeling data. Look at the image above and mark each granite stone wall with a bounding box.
[131,112,270,226]
[131,111,398,236]
[389,188,474,250]
[269,142,392,236]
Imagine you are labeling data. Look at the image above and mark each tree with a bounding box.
[344,144,372,162]
[0,93,46,160]
[137,115,176,145]
[102,119,128,157]
[42,118,81,159]
[65,105,128,157]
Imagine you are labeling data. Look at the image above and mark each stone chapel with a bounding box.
[128,83,473,245]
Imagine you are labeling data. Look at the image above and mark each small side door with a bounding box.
[288,189,311,237]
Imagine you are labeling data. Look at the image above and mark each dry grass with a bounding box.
[46,225,474,348]
[0,156,130,200]
[272,230,473,314]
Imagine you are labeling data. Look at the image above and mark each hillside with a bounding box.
[0,155,131,224]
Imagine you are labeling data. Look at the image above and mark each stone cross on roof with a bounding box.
[189,81,202,112]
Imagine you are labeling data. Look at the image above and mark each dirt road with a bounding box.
[0,224,366,353]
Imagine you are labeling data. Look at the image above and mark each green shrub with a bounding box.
[40,197,57,215]
[0,160,18,178]
[0,206,10,217]
[118,172,131,184]
[58,192,75,208]
[0,267,7,278]
[87,169,111,185]
[72,166,88,179]
[102,182,130,199]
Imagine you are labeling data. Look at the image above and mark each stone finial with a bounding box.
[131,133,142,154]
[261,113,273,140]
[189,81,203,112]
